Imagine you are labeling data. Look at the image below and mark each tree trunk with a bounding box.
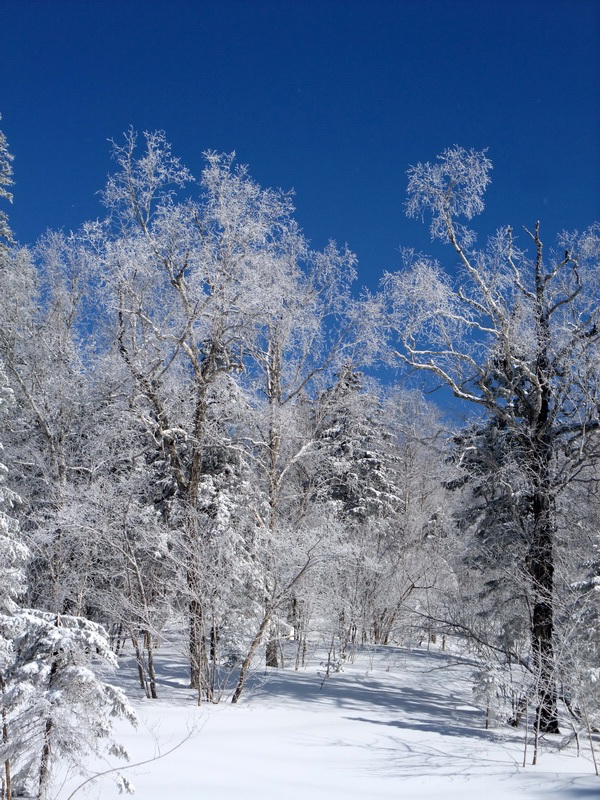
[130,633,149,696]
[144,630,158,700]
[528,487,559,733]
[1,675,11,800]
[188,595,208,695]
[232,610,274,704]
[37,652,59,800]
[265,626,280,668]
[36,717,54,800]
[527,256,559,735]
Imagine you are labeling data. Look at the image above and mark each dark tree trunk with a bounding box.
[1,674,11,800]
[130,632,149,695]
[527,275,559,733]
[37,717,54,800]
[528,482,559,733]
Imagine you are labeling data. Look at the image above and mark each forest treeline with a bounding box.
[1,126,600,797]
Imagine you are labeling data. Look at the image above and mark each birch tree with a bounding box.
[94,132,320,695]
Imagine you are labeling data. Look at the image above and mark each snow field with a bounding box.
[60,642,600,800]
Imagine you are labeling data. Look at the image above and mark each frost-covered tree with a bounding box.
[312,367,400,521]
[384,146,600,732]
[320,379,453,651]
[0,358,138,798]
[84,131,376,699]
[0,366,25,632]
[0,360,28,800]
[241,233,364,670]
[0,115,13,248]
[0,231,99,617]
[0,119,28,799]
[0,121,136,800]
[307,369,402,652]
[4,612,136,800]
[89,133,292,692]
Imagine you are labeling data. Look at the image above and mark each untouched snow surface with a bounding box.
[60,643,599,799]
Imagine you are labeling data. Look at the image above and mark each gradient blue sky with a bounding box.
[3,0,600,291]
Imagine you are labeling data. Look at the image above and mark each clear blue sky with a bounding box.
[3,0,599,291]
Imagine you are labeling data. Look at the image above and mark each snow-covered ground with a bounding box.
[59,642,599,799]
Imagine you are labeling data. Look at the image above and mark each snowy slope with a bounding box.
[58,643,599,799]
